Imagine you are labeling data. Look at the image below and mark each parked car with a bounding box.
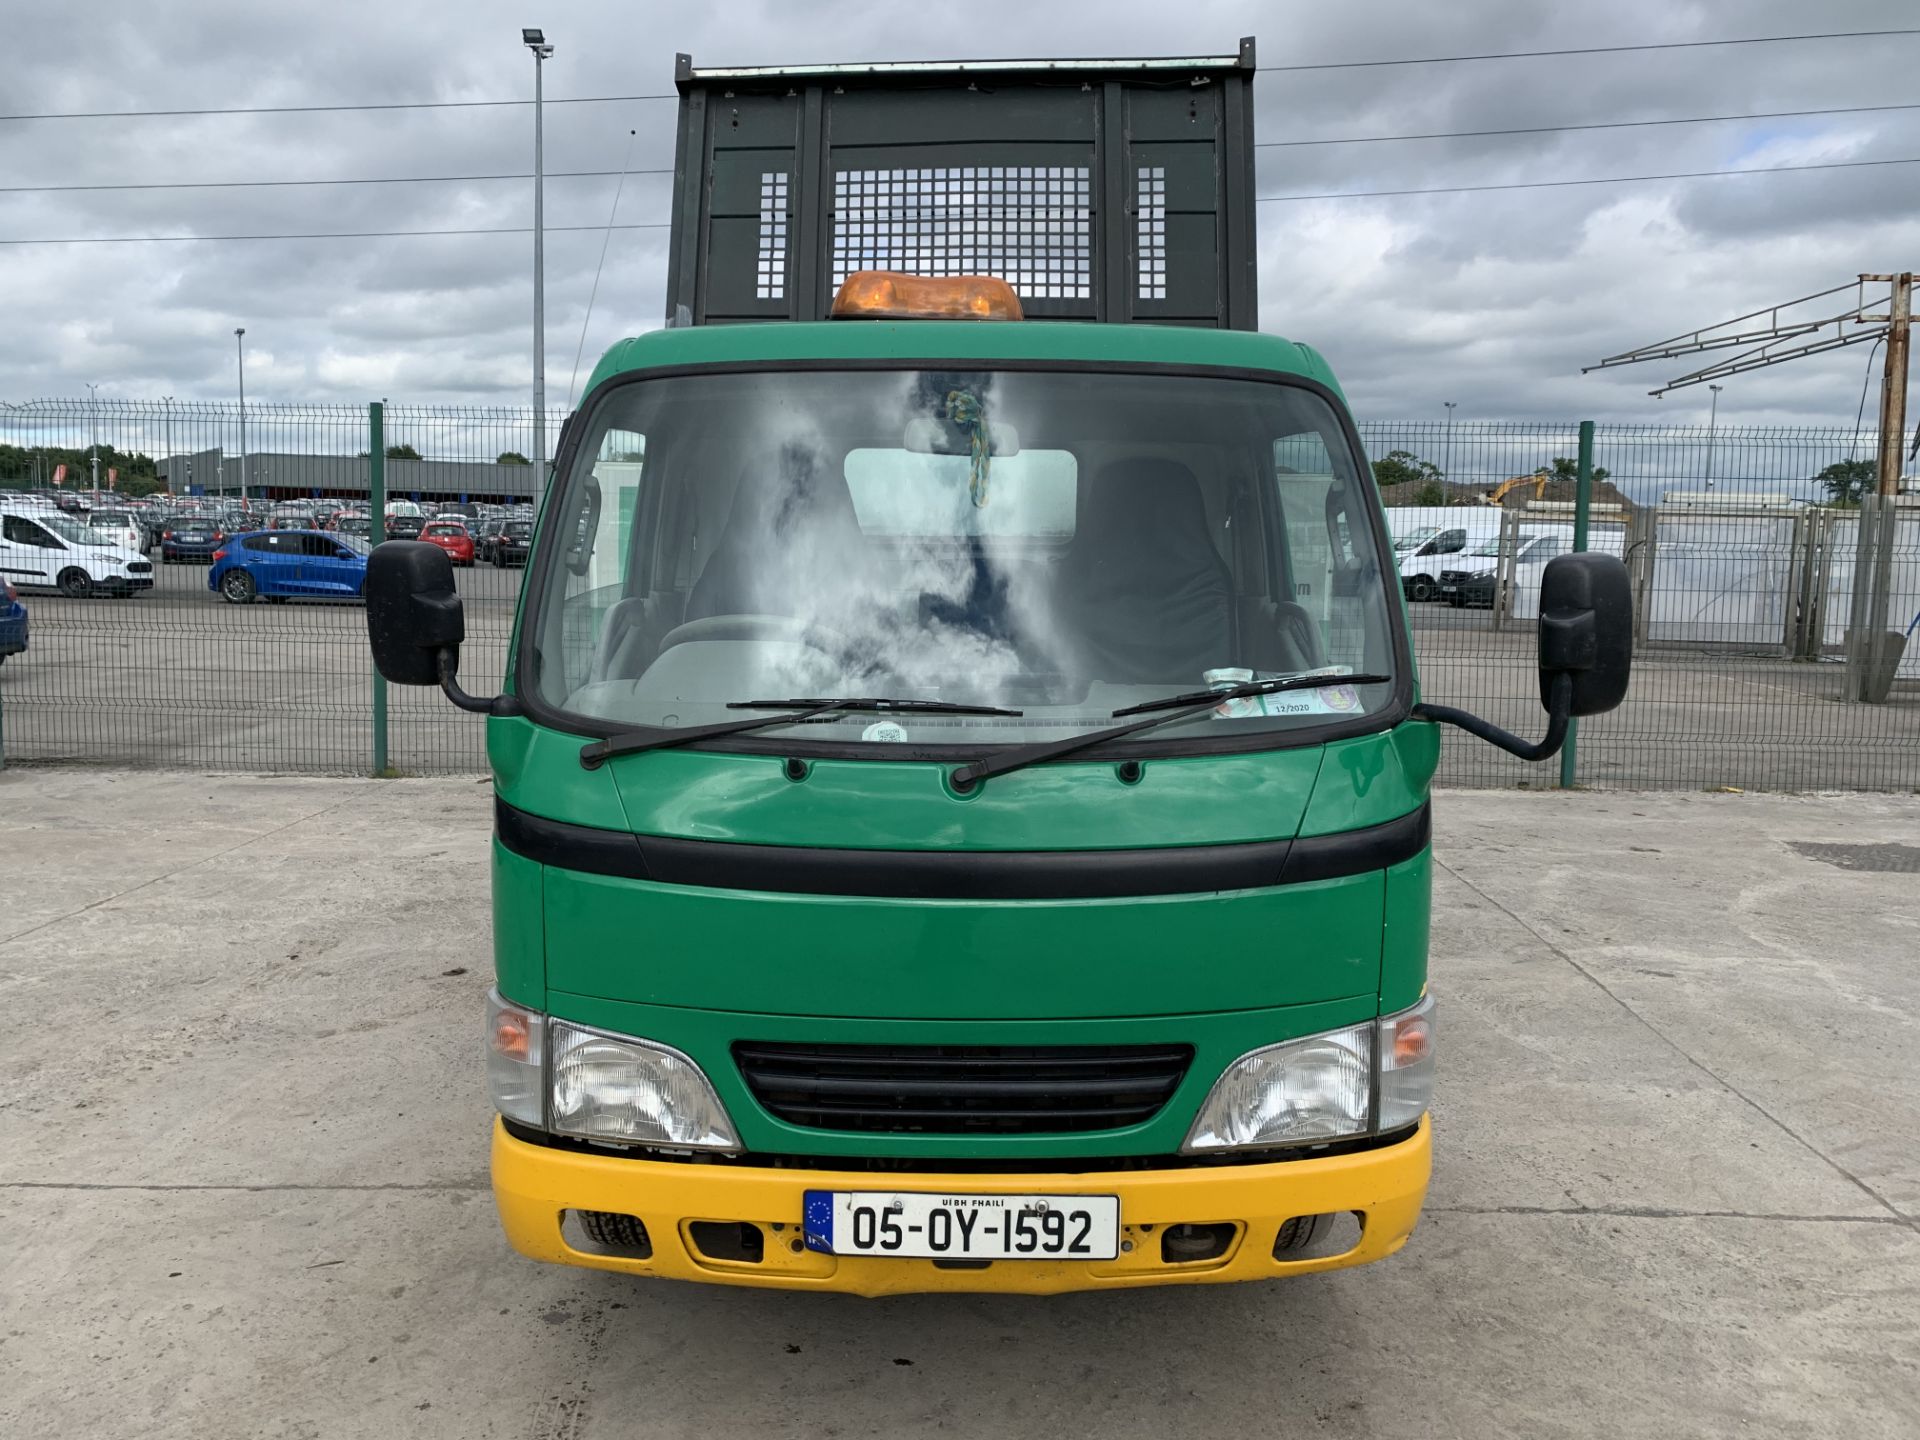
[493,518,533,567]
[1442,531,1572,608]
[385,513,426,540]
[419,520,476,566]
[161,516,227,563]
[1394,513,1505,602]
[0,503,153,597]
[472,516,504,563]
[336,514,373,539]
[87,508,149,554]
[209,530,370,604]
[0,579,26,663]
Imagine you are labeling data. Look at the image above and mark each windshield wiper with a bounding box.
[950,673,1391,792]
[579,696,1023,770]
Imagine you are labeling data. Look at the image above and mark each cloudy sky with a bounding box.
[4,0,1917,436]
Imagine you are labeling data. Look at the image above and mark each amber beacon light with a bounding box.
[829,271,1025,321]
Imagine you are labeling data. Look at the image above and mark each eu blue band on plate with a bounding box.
[802,1190,836,1253]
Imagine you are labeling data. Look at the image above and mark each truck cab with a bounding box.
[363,43,1631,1296]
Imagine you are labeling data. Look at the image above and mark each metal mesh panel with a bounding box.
[1361,419,1920,792]
[0,398,556,775]
[829,166,1092,299]
[1137,166,1166,301]
[756,172,789,301]
[3,400,1914,791]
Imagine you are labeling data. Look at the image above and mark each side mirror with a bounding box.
[366,540,464,686]
[1538,552,1632,716]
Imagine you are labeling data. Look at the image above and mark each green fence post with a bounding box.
[369,401,389,777]
[1559,419,1595,789]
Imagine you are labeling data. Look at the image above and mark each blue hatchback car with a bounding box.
[209,530,370,604]
[0,579,26,663]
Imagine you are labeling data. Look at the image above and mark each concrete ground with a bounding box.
[1,772,1916,1440]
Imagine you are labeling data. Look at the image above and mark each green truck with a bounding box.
[364,42,1631,1295]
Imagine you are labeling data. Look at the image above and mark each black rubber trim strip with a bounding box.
[500,1114,1423,1174]
[495,797,1429,900]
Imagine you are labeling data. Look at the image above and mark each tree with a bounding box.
[495,450,530,465]
[1814,458,1873,507]
[1544,456,1611,486]
[1413,478,1448,506]
[0,441,161,495]
[1371,449,1446,488]
[384,443,422,460]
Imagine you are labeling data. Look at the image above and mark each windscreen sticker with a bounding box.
[862,720,909,743]
[1203,666,1361,718]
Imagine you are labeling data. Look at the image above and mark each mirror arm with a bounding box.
[1413,672,1573,762]
[436,648,504,715]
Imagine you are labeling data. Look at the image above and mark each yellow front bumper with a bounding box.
[491,1117,1431,1296]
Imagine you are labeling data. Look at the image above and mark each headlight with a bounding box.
[1183,1023,1372,1150]
[549,1020,740,1151]
[486,989,545,1127]
[1467,568,1495,580]
[1182,996,1435,1152]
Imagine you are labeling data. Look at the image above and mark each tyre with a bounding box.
[57,568,94,599]
[578,1210,650,1252]
[220,569,257,604]
[1272,1213,1332,1256]
[1408,576,1434,603]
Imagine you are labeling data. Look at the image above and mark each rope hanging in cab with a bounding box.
[944,389,991,507]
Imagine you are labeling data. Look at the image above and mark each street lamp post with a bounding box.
[234,328,248,501]
[1705,383,1723,491]
[523,28,554,484]
[1443,401,1457,485]
[162,396,174,493]
[86,382,100,490]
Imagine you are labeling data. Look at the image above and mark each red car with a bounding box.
[419,520,475,566]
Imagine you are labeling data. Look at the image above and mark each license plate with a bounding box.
[803,1190,1120,1260]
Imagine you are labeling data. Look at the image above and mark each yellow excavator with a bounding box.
[1481,470,1552,507]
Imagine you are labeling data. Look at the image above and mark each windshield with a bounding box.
[43,514,92,544]
[92,511,133,525]
[1465,531,1568,560]
[525,369,1400,749]
[335,534,372,556]
[1392,526,1438,552]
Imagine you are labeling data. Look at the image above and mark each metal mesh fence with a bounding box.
[1361,420,1919,791]
[2,402,1915,790]
[0,398,551,775]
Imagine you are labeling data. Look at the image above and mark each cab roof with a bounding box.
[583,322,1342,401]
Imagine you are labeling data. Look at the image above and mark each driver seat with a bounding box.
[683,446,868,624]
[1053,457,1234,684]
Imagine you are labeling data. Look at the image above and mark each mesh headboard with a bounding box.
[664,42,1258,329]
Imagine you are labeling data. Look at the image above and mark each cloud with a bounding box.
[2,0,1916,433]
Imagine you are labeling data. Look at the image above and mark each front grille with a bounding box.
[734,1042,1194,1135]
[127,561,153,574]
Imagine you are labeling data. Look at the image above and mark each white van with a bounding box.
[0,502,155,598]
[1440,525,1627,616]
[1392,511,1505,601]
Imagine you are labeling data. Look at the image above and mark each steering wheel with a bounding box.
[652,614,894,687]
